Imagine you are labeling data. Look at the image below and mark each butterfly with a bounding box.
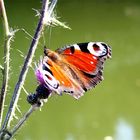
[34,42,111,100]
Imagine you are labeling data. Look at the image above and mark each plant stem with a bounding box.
[1,0,56,131]
[8,104,39,140]
[0,0,12,127]
[0,0,58,139]
[0,0,9,36]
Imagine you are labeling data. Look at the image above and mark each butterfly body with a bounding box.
[35,42,111,99]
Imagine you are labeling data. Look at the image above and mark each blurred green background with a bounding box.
[0,0,140,140]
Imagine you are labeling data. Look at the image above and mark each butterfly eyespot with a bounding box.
[45,74,52,80]
[101,43,108,48]
[43,64,48,71]
[93,44,100,51]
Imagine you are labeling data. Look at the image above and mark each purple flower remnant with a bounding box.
[35,62,45,84]
[27,61,53,105]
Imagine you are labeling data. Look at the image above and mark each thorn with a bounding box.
[16,105,22,115]
[0,64,4,71]
[22,86,29,95]
[32,8,41,17]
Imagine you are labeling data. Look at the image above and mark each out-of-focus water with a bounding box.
[115,119,135,140]
[0,0,140,140]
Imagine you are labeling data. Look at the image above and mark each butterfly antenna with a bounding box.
[43,26,52,50]
[42,30,46,46]
[44,45,47,53]
[48,26,52,49]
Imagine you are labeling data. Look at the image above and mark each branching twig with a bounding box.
[0,0,13,127]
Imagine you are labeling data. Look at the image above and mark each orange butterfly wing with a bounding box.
[43,51,85,98]
[59,49,98,74]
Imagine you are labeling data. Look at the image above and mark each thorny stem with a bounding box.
[1,0,58,137]
[1,0,49,130]
[0,0,12,127]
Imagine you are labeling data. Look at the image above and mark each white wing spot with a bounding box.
[73,44,80,50]
[87,42,95,55]
[93,56,97,59]
[90,61,94,64]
